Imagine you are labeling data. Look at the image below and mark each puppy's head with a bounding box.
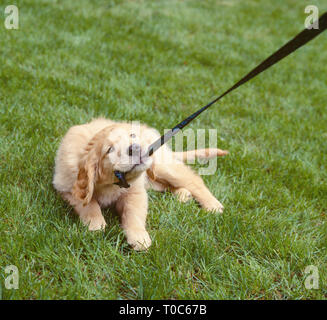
[72,123,153,205]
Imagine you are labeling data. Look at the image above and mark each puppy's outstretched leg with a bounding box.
[150,163,224,213]
[116,187,151,251]
[62,192,107,231]
[174,148,228,162]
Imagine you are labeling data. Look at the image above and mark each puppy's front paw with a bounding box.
[125,229,152,251]
[203,199,224,213]
[82,215,107,231]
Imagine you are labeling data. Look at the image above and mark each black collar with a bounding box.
[114,171,130,188]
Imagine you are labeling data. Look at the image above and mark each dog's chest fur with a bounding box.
[94,173,148,208]
[95,184,127,208]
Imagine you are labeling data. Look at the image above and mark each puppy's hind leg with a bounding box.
[152,163,224,213]
[172,187,192,203]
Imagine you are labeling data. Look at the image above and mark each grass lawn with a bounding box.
[0,0,326,299]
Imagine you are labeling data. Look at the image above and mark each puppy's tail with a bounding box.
[173,148,229,162]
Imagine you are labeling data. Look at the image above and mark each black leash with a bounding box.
[115,12,327,188]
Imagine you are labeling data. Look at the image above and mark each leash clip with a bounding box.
[114,171,130,188]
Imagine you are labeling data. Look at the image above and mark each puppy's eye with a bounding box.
[130,133,136,138]
[107,146,114,154]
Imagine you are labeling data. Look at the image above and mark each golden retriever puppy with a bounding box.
[53,118,228,250]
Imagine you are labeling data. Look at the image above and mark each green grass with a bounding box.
[0,0,326,299]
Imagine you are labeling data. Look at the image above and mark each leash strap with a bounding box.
[147,12,327,157]
[115,12,327,188]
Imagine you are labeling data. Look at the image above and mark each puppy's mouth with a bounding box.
[120,155,152,174]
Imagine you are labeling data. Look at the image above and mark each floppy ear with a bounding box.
[72,145,99,206]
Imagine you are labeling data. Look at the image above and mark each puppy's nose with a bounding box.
[128,143,141,156]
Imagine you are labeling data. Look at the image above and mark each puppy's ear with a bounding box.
[72,144,99,206]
